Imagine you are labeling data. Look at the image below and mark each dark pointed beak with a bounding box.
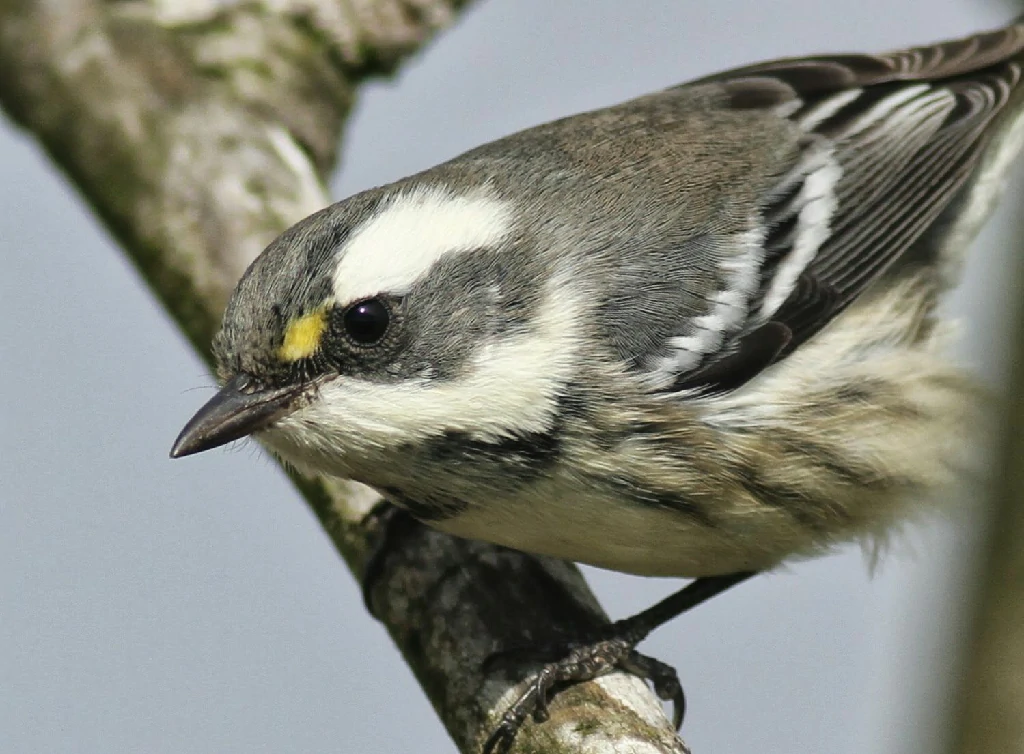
[170,373,307,459]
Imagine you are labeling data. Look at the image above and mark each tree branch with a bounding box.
[0,2,688,751]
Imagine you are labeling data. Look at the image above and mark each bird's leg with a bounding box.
[483,571,757,754]
[359,500,421,618]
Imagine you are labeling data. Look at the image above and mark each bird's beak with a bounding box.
[170,373,306,459]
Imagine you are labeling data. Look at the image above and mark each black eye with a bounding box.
[342,298,391,345]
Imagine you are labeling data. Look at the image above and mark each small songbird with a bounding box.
[172,18,1024,752]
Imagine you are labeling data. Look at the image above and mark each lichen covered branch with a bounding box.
[0,2,688,751]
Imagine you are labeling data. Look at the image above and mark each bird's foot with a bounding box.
[481,572,756,753]
[482,627,684,754]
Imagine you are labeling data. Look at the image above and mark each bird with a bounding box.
[172,17,1024,753]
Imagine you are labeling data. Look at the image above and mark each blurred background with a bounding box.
[2,1,1021,752]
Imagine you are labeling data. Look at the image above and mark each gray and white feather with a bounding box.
[174,20,1024,577]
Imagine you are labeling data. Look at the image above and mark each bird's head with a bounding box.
[170,181,580,483]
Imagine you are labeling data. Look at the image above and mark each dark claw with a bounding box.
[480,573,757,752]
[482,635,672,754]
[530,668,554,723]
[482,721,517,754]
[359,501,419,618]
[483,683,539,754]
[619,650,686,729]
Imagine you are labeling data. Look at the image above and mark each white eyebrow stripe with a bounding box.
[331,186,513,304]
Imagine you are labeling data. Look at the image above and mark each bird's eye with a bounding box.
[342,298,391,345]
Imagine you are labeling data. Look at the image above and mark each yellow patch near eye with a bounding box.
[279,310,327,362]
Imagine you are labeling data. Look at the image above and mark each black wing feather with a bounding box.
[673,22,1024,395]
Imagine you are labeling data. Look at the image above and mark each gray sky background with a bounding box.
[2,1,1021,753]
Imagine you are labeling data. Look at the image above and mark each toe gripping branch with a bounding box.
[483,572,757,754]
[356,500,755,754]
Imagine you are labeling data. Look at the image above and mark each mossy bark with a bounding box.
[0,2,689,751]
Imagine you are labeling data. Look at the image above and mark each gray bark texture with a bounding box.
[0,2,689,752]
